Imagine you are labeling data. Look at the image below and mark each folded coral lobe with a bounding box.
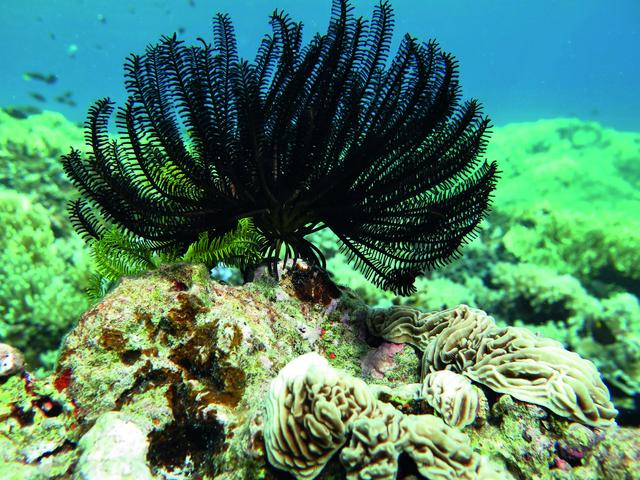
[61,0,498,295]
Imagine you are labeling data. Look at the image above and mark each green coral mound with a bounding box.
[490,118,640,215]
[501,208,639,294]
[0,108,83,228]
[0,109,90,369]
[492,118,640,295]
[0,189,89,368]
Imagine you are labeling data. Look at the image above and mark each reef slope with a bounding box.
[0,263,638,479]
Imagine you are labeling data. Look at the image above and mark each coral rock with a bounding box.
[3,263,636,479]
[0,343,24,377]
[74,411,153,480]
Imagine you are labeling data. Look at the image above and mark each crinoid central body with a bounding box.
[62,0,498,295]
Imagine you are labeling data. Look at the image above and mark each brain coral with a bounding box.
[367,304,617,427]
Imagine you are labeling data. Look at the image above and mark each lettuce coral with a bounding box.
[264,352,377,480]
[487,261,640,408]
[367,304,618,427]
[422,370,484,428]
[264,352,482,480]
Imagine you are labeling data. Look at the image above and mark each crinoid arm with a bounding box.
[62,0,498,295]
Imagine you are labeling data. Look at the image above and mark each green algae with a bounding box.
[0,373,78,478]
[469,395,640,480]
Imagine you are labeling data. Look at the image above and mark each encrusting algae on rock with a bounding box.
[0,263,638,479]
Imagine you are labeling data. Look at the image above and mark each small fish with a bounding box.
[54,91,77,107]
[97,13,106,24]
[178,26,186,35]
[23,71,58,84]
[3,105,42,119]
[67,44,79,58]
[59,98,78,107]
[28,92,47,102]
[188,0,196,6]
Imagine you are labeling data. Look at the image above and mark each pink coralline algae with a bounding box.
[361,342,406,379]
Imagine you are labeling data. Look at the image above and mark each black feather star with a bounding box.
[62,0,498,295]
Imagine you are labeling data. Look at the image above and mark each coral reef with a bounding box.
[500,208,639,291]
[489,118,640,216]
[312,118,640,415]
[0,110,90,370]
[0,109,89,369]
[0,264,637,479]
[367,304,617,427]
[0,189,89,368]
[0,108,83,227]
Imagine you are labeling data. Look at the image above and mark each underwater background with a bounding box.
[2,0,639,129]
[0,1,639,478]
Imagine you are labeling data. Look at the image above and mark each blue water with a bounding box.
[1,0,639,130]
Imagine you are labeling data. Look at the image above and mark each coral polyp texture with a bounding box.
[367,304,618,427]
[61,0,497,295]
[0,189,89,368]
